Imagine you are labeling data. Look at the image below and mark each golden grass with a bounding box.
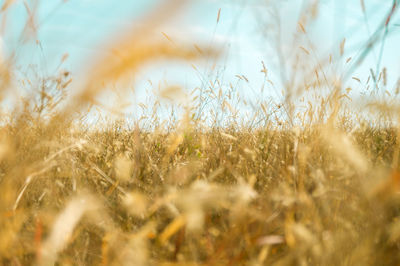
[0,0,400,265]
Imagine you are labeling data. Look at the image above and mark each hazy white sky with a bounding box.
[2,0,400,115]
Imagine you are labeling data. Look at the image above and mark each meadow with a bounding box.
[1,0,400,265]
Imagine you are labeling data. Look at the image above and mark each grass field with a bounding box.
[1,0,400,265]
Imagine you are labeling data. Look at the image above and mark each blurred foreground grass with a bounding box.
[1,0,400,265]
[1,115,400,265]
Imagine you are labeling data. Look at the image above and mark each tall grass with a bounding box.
[1,0,400,265]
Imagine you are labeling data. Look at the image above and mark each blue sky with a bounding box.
[1,0,400,117]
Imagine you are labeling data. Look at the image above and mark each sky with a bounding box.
[1,0,400,119]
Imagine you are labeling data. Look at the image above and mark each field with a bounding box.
[1,0,400,265]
